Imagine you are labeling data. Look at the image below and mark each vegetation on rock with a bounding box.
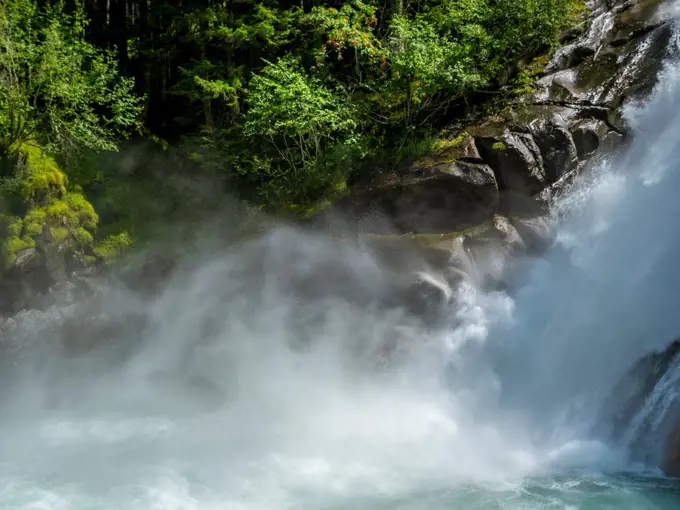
[0,143,100,268]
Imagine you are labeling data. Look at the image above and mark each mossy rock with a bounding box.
[0,143,102,271]
[1,234,36,268]
[15,143,68,203]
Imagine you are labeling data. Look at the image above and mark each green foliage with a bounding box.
[305,1,386,72]
[241,56,362,208]
[1,0,581,251]
[169,2,301,131]
[0,0,144,159]
[94,231,133,262]
[492,141,508,151]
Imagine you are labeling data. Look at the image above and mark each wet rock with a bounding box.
[571,118,612,159]
[545,43,596,74]
[458,215,527,291]
[327,160,499,235]
[600,339,680,475]
[404,274,452,325]
[605,22,674,105]
[611,0,670,46]
[529,115,579,183]
[510,216,555,255]
[475,131,547,195]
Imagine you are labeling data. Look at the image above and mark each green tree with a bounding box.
[239,56,362,208]
[0,0,143,160]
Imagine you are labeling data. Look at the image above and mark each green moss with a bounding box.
[94,231,133,261]
[0,215,23,237]
[73,226,94,246]
[23,208,47,236]
[2,235,36,267]
[0,143,102,270]
[569,0,588,19]
[45,200,77,223]
[15,143,67,202]
[492,141,508,152]
[65,192,99,230]
[50,227,70,244]
[432,131,470,153]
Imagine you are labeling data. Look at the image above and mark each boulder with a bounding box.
[571,118,612,159]
[327,159,499,235]
[610,0,670,46]
[528,115,579,183]
[474,130,547,195]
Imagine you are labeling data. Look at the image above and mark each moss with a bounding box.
[65,192,99,230]
[492,141,508,152]
[0,215,23,238]
[73,226,94,246]
[49,227,70,244]
[569,0,589,19]
[15,143,68,202]
[23,208,47,236]
[45,200,77,224]
[2,235,36,267]
[94,231,133,261]
[409,131,474,169]
[0,143,102,270]
[431,131,470,153]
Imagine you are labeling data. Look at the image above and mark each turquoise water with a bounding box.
[318,475,680,509]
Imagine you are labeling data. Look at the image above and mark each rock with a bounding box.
[605,22,674,105]
[661,418,680,477]
[403,274,452,326]
[530,0,670,109]
[510,216,555,255]
[475,130,547,195]
[545,43,596,74]
[600,339,680,475]
[459,215,527,291]
[571,118,612,159]
[610,0,670,46]
[529,114,579,183]
[443,135,484,162]
[327,160,499,235]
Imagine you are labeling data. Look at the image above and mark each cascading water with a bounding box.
[5,13,680,510]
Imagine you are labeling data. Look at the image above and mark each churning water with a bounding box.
[6,20,680,510]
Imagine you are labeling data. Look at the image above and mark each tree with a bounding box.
[239,56,362,208]
[0,0,144,160]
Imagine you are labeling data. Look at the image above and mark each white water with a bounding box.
[5,18,680,510]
